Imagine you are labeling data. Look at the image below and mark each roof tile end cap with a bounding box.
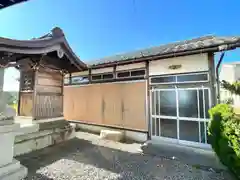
[51,27,64,38]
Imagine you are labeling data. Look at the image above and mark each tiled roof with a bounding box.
[88,35,240,66]
[0,27,87,71]
[0,0,29,9]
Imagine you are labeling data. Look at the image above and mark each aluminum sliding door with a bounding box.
[150,87,211,147]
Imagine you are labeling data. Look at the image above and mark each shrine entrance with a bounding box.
[0,27,87,120]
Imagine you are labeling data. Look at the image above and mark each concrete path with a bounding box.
[16,131,234,180]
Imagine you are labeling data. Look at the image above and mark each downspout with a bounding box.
[216,52,225,104]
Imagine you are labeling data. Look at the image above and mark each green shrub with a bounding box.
[208,104,240,179]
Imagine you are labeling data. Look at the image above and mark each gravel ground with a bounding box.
[16,131,234,180]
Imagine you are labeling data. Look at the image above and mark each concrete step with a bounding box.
[15,124,39,137]
[14,124,76,157]
[0,159,27,180]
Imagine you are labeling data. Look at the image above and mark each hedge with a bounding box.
[208,104,240,179]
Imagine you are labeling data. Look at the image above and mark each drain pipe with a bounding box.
[216,52,225,104]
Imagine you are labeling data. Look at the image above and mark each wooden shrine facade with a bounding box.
[19,60,65,119]
[0,27,87,120]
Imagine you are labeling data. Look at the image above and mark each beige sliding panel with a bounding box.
[64,81,147,131]
[121,81,147,131]
[86,84,102,125]
[101,83,122,127]
[64,86,88,121]
[64,85,103,125]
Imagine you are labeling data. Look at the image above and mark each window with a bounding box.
[160,118,178,138]
[117,71,130,78]
[151,76,176,84]
[91,73,114,81]
[177,73,208,82]
[117,69,145,79]
[102,73,114,79]
[178,89,198,118]
[71,76,89,84]
[21,71,34,91]
[91,74,102,81]
[150,72,208,84]
[159,90,177,116]
[131,69,145,77]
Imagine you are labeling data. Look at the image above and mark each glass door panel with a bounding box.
[160,118,177,138]
[151,87,211,146]
[178,89,198,118]
[179,120,199,142]
[159,90,176,116]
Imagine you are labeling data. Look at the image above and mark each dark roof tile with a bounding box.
[88,35,240,67]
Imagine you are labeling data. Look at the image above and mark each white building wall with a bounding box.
[91,67,113,74]
[219,64,235,83]
[149,53,209,76]
[234,64,240,81]
[116,62,145,71]
[220,63,240,109]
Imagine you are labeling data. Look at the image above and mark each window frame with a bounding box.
[116,68,146,79]
[150,72,209,85]
[150,87,211,145]
[91,72,114,82]
[67,75,89,85]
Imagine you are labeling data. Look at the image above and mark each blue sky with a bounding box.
[0,0,240,91]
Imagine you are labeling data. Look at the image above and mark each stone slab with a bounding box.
[0,159,20,176]
[0,119,14,126]
[14,134,53,157]
[0,164,27,180]
[14,116,33,126]
[0,123,20,133]
[100,130,124,142]
[0,132,15,167]
[37,118,69,131]
[14,124,76,156]
[14,123,39,137]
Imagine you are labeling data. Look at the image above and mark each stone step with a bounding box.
[14,124,39,137]
[0,159,27,180]
[0,160,20,176]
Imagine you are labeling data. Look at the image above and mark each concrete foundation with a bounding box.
[0,120,28,180]
[73,121,148,142]
[14,117,76,157]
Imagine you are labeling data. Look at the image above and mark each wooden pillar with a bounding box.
[32,68,38,120]
[69,73,72,85]
[0,68,5,114]
[89,68,92,83]
[17,71,22,115]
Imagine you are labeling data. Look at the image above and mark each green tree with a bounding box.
[208,80,240,179]
[222,80,240,95]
